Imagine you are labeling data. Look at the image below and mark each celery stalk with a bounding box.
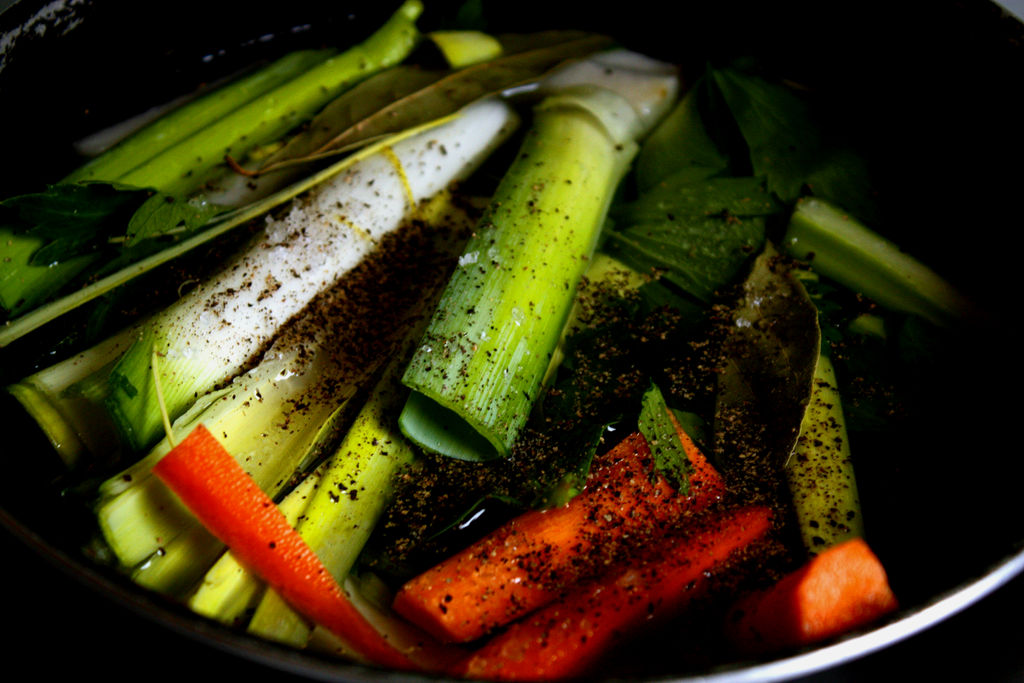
[399,50,680,461]
[0,234,97,318]
[783,197,976,327]
[63,49,335,185]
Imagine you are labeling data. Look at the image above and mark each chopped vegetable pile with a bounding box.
[3,1,991,679]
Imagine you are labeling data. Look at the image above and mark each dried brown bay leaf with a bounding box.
[223,31,613,200]
[713,243,820,509]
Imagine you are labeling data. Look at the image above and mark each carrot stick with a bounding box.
[454,505,774,681]
[392,421,726,644]
[724,537,899,653]
[151,424,419,671]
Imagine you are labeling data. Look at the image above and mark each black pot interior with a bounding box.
[2,0,1023,680]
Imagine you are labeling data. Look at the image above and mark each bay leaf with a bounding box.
[251,32,613,179]
[712,243,820,499]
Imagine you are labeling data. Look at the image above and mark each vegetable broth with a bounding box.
[2,0,1023,680]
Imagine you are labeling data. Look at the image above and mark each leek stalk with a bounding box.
[103,97,518,454]
[87,100,517,591]
[187,465,325,624]
[246,347,420,646]
[181,189,468,629]
[399,50,680,461]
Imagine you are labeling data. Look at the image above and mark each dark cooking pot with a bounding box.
[2,0,1023,680]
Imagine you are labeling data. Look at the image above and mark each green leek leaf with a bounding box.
[638,382,692,494]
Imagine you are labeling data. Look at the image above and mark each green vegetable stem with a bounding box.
[399,50,680,461]
[783,197,976,327]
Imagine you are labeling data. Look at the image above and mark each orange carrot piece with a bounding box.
[454,505,774,681]
[151,424,418,671]
[724,537,899,653]
[392,424,726,644]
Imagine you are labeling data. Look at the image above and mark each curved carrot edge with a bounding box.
[724,537,899,653]
[151,424,418,671]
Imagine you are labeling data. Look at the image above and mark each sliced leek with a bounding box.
[101,97,519,454]
[245,324,428,646]
[90,101,517,591]
[185,465,325,623]
[399,50,680,461]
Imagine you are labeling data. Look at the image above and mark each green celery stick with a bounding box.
[0,230,98,317]
[116,0,423,197]
[783,197,976,327]
[64,49,334,184]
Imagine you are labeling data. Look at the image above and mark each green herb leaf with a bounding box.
[2,183,147,265]
[638,382,692,494]
[614,175,782,222]
[710,65,875,218]
[125,193,222,249]
[712,67,820,202]
[606,179,780,305]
